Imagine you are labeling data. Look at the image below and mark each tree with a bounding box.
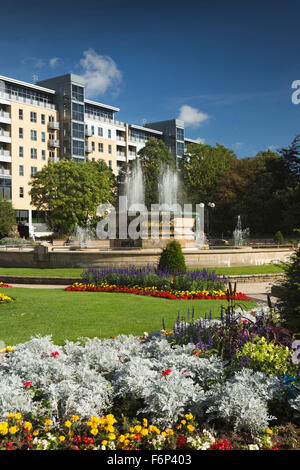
[118,138,176,209]
[158,240,186,273]
[29,159,116,235]
[0,197,16,239]
[179,142,236,206]
[277,247,300,333]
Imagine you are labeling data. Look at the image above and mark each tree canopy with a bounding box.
[29,159,116,235]
[0,197,16,239]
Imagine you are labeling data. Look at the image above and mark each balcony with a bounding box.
[0,129,11,143]
[0,168,11,177]
[48,121,60,131]
[0,149,11,162]
[48,139,60,148]
[0,110,11,124]
[85,145,93,153]
[85,128,93,137]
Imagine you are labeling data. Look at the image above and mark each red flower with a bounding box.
[24,381,31,387]
[176,435,186,449]
[162,369,172,377]
[210,439,232,450]
[51,352,59,357]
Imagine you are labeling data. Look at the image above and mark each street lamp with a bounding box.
[207,202,215,236]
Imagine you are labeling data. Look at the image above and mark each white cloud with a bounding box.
[178,105,209,128]
[234,142,243,149]
[49,57,61,68]
[79,48,122,98]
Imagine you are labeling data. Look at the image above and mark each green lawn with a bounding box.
[0,287,256,346]
[0,264,285,278]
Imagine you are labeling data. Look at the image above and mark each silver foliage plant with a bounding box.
[0,329,298,433]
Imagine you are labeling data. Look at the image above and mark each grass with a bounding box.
[0,287,256,346]
[0,264,285,278]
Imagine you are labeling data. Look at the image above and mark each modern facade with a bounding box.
[0,73,198,236]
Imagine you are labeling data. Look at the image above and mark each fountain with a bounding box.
[71,222,94,249]
[233,215,250,246]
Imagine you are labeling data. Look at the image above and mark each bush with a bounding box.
[158,240,186,273]
[274,231,284,244]
[277,247,300,333]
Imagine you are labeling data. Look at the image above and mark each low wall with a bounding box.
[0,245,294,269]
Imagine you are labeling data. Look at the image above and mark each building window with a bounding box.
[72,139,85,156]
[49,151,55,159]
[49,115,54,123]
[108,144,112,154]
[98,127,103,137]
[19,109,23,120]
[72,122,84,139]
[30,112,37,123]
[19,146,24,158]
[176,127,184,142]
[19,187,24,198]
[108,129,112,139]
[91,125,95,136]
[19,165,24,176]
[72,84,84,103]
[91,141,95,152]
[42,150,46,160]
[98,143,103,152]
[31,167,37,177]
[72,103,84,122]
[176,141,185,156]
[108,160,112,169]
[41,131,46,142]
[19,128,23,139]
[31,148,37,159]
[30,130,37,141]
[41,114,45,124]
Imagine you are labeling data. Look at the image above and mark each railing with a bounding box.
[48,121,60,130]
[84,113,126,128]
[0,111,10,120]
[0,91,56,110]
[0,168,11,176]
[0,130,10,137]
[48,139,60,148]
[0,149,11,157]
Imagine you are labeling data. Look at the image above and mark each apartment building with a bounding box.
[0,72,198,236]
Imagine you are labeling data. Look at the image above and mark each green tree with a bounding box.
[29,159,116,235]
[0,197,16,239]
[158,240,186,273]
[277,247,300,333]
[179,142,236,205]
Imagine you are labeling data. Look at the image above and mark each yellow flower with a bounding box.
[185,414,193,420]
[141,428,148,436]
[90,428,98,436]
[143,418,148,428]
[24,422,32,432]
[134,425,142,433]
[177,424,182,430]
[72,415,79,422]
[33,430,39,436]
[181,420,186,425]
[124,439,130,446]
[65,420,72,428]
[14,413,22,420]
[59,436,66,442]
[187,425,195,432]
[129,427,134,433]
[266,428,273,434]
[118,435,125,443]
[9,426,19,435]
[161,431,167,437]
[101,440,108,446]
[44,419,52,426]
[108,433,116,440]
[167,429,174,435]
[7,413,14,419]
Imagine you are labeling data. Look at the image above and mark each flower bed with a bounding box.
[0,305,299,450]
[65,282,251,301]
[0,293,14,304]
[0,282,11,288]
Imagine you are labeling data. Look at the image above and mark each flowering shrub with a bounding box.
[0,282,11,288]
[65,281,250,301]
[81,266,227,292]
[235,335,297,377]
[0,293,14,304]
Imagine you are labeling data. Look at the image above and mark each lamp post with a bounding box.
[207,202,215,237]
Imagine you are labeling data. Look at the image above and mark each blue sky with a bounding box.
[1,0,300,158]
